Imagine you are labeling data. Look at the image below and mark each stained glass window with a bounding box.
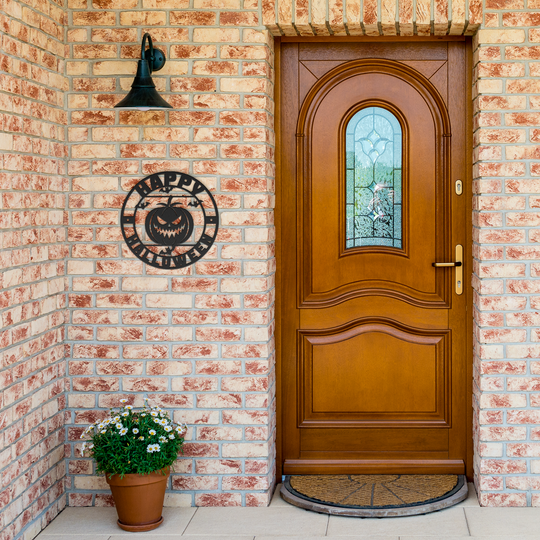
[346,106,402,249]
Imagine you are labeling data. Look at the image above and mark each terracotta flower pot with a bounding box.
[105,468,170,532]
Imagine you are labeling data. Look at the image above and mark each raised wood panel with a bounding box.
[298,59,452,309]
[299,321,450,427]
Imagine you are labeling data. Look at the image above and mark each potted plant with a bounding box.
[80,398,187,532]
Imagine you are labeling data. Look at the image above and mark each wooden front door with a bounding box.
[279,40,471,476]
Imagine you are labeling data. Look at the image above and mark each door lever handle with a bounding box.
[432,261,462,267]
[431,245,463,295]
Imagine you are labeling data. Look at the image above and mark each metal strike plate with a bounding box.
[455,179,463,196]
[455,244,463,295]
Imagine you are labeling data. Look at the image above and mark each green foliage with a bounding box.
[80,399,187,477]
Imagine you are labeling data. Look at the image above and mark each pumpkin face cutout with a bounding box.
[145,197,194,247]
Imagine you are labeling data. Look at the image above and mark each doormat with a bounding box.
[281,474,468,517]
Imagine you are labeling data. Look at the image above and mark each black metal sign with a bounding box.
[121,171,219,269]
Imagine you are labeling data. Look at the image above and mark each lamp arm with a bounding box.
[141,33,154,73]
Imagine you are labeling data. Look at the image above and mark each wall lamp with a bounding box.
[115,33,172,110]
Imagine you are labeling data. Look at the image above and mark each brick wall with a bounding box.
[64,1,276,508]
[473,10,540,507]
[0,0,68,539]
[4,0,540,520]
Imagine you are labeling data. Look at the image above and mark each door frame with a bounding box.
[275,36,474,480]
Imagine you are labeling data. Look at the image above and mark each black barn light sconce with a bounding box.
[115,33,172,110]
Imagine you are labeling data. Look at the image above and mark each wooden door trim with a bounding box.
[275,38,474,480]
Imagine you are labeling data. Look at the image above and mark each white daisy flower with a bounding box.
[139,436,145,441]
[121,412,129,417]
[125,405,133,410]
[113,416,120,422]
[141,413,147,417]
[146,444,154,453]
[159,436,167,443]
[132,428,139,434]
[169,434,175,440]
[100,430,106,434]
[116,423,123,430]
[120,428,128,436]
[120,399,127,403]
[151,411,158,417]
[149,429,156,436]
[164,426,172,432]
[81,442,87,452]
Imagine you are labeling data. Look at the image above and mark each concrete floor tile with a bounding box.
[465,507,540,537]
[270,484,289,507]
[38,507,196,536]
[328,507,469,536]
[37,508,120,535]
[37,536,110,540]
[256,537,399,540]
[399,537,471,540]
[110,537,252,540]
[184,507,328,536]
[455,483,480,508]
[402,537,540,540]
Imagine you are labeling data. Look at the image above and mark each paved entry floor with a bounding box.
[37,483,540,539]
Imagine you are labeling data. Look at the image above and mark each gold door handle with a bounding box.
[432,245,463,295]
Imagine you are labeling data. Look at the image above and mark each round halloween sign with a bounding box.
[120,171,219,269]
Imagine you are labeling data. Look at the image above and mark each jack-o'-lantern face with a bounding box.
[145,196,194,246]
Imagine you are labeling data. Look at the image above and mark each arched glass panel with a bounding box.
[345,106,402,249]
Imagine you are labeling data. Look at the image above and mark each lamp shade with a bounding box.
[115,33,172,111]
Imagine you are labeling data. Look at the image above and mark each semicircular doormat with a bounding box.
[281,474,468,517]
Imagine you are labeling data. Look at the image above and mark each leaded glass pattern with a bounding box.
[346,106,402,249]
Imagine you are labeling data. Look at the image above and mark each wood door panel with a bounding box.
[299,322,450,427]
[283,460,465,475]
[300,296,448,330]
[298,61,451,309]
[298,42,449,61]
[300,428,449,453]
[280,41,471,476]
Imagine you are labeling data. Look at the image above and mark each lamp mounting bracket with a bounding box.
[144,47,166,73]
[141,33,166,73]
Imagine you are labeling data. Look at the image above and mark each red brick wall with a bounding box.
[5,0,540,518]
[0,0,68,538]
[473,19,540,506]
[65,2,276,507]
